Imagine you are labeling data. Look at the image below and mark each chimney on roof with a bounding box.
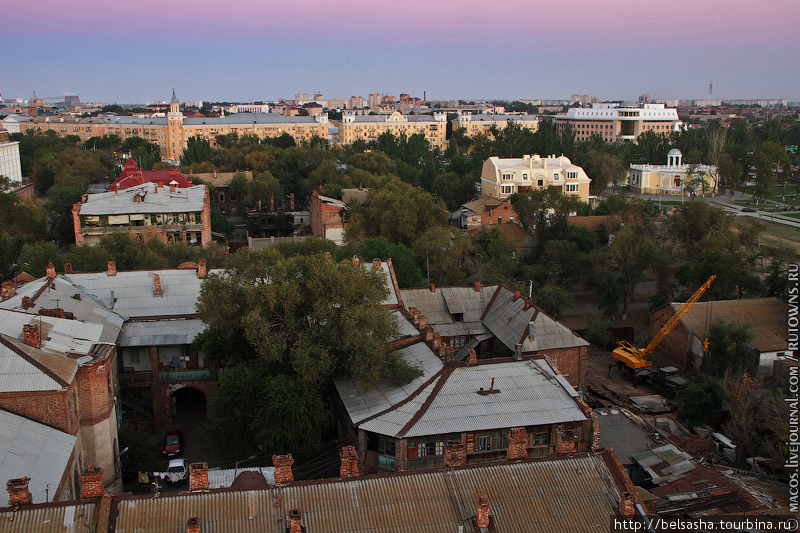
[339,446,359,478]
[81,194,88,204]
[443,440,465,467]
[80,464,104,499]
[288,509,304,533]
[114,188,118,197]
[430,283,436,293]
[418,313,426,329]
[476,495,491,528]
[107,261,116,277]
[21,296,32,309]
[467,348,477,366]
[506,427,528,460]
[432,332,441,351]
[425,326,433,342]
[45,262,55,279]
[272,454,294,483]
[6,477,32,506]
[1,284,15,302]
[186,517,200,533]
[408,307,419,325]
[528,320,535,341]
[170,180,177,193]
[63,262,72,274]
[289,193,295,211]
[372,258,382,271]
[189,462,209,491]
[513,290,521,301]
[620,492,636,517]
[153,274,162,297]
[474,281,481,292]
[513,343,523,361]
[352,255,360,268]
[22,324,41,348]
[197,259,207,279]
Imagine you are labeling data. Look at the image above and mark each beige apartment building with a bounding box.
[629,149,717,196]
[481,155,591,203]
[336,111,448,148]
[452,113,539,138]
[18,92,329,160]
[554,103,679,142]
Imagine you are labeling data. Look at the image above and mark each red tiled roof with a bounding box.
[109,159,192,191]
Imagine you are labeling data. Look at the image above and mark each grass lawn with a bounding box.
[735,217,800,249]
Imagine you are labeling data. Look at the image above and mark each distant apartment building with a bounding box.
[18,92,328,160]
[451,113,539,139]
[368,93,382,109]
[629,149,717,195]
[72,182,211,246]
[0,128,22,185]
[481,155,591,202]
[337,111,448,148]
[350,95,365,109]
[230,103,270,114]
[555,103,679,142]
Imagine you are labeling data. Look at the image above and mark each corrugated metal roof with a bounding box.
[334,342,443,424]
[482,287,588,352]
[0,309,105,356]
[0,408,77,504]
[362,261,398,306]
[120,318,205,347]
[672,297,788,353]
[208,467,275,489]
[0,339,66,392]
[358,359,586,438]
[392,310,419,338]
[399,286,497,325]
[65,269,220,319]
[184,113,320,125]
[0,502,97,533]
[0,277,124,345]
[109,453,622,533]
[78,182,206,215]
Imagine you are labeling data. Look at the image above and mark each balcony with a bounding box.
[81,223,202,236]
[158,368,211,381]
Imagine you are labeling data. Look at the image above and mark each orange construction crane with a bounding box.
[612,275,716,369]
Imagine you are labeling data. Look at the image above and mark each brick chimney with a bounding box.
[288,508,303,533]
[63,262,72,273]
[197,259,207,279]
[474,281,481,292]
[189,462,209,491]
[1,284,15,301]
[513,290,521,301]
[418,314,426,329]
[443,440,465,467]
[186,517,200,533]
[476,495,490,528]
[371,258,382,271]
[467,348,477,366]
[170,181,177,193]
[506,427,528,460]
[554,426,578,454]
[153,274,162,297]
[339,446,359,478]
[429,283,436,293]
[45,262,56,279]
[352,255,360,268]
[432,332,441,351]
[80,464,104,498]
[424,326,433,342]
[107,261,116,276]
[6,477,32,506]
[21,296,32,309]
[272,454,294,483]
[22,324,41,349]
[620,492,636,517]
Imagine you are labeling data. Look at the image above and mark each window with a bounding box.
[449,336,466,349]
[522,173,528,180]
[537,179,544,187]
[500,185,514,195]
[128,349,140,364]
[566,171,578,180]
[566,184,579,193]
[474,430,506,452]
[552,173,559,181]
[534,432,549,446]
[501,172,514,181]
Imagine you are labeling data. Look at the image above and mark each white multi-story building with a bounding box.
[452,113,539,138]
[629,149,717,196]
[555,103,679,142]
[480,155,591,203]
[0,128,22,185]
[230,104,270,114]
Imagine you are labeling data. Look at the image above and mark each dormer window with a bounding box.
[501,172,514,181]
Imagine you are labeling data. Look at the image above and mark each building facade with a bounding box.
[555,103,679,142]
[72,182,211,246]
[451,113,539,138]
[0,128,22,185]
[629,149,717,195]
[481,154,592,202]
[336,111,448,148]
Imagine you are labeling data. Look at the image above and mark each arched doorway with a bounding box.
[171,387,206,418]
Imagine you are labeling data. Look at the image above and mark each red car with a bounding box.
[161,430,184,457]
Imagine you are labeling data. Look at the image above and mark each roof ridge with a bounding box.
[397,366,454,438]
[356,367,444,427]
[0,334,70,387]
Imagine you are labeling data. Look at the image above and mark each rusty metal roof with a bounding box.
[670,297,788,353]
[0,501,97,533]
[108,453,624,533]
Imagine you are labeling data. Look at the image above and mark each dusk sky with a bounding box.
[3,0,799,104]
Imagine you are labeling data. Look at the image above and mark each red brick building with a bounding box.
[108,159,192,191]
[310,190,347,245]
[452,195,519,229]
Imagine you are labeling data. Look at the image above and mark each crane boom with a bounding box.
[612,275,716,369]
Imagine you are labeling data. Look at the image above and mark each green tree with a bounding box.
[584,151,624,194]
[510,188,583,249]
[196,248,417,386]
[676,376,723,428]
[703,321,755,376]
[18,241,61,277]
[755,141,790,197]
[210,209,234,237]
[413,226,466,286]
[532,284,573,318]
[607,226,659,316]
[432,171,478,210]
[206,366,326,457]
[466,227,516,284]
[358,238,425,288]
[181,136,212,166]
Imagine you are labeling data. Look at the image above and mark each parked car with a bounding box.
[153,458,188,484]
[161,430,185,457]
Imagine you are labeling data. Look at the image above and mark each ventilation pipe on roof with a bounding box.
[513,343,523,361]
[528,320,535,341]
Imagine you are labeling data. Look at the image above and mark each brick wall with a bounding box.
[480,202,518,225]
[0,386,77,434]
[310,191,344,240]
[152,380,217,431]
[76,355,115,425]
[533,345,587,388]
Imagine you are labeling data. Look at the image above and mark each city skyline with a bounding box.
[3,0,799,103]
